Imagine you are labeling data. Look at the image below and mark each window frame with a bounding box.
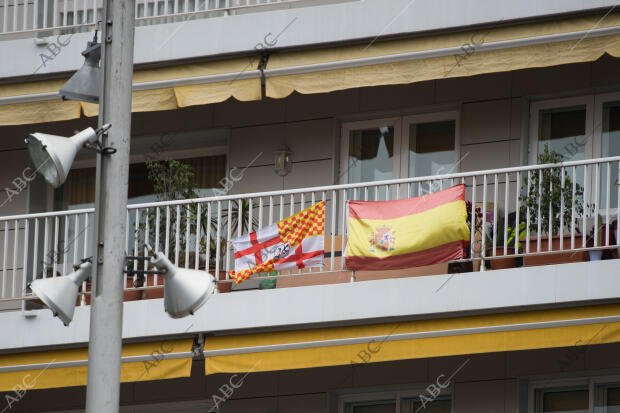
[593,91,620,160]
[336,387,454,413]
[43,128,229,212]
[340,117,403,185]
[528,374,620,413]
[400,110,461,179]
[528,95,595,166]
[340,111,461,185]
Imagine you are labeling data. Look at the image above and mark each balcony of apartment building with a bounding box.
[0,2,620,412]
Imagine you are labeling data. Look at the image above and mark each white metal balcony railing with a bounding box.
[1,156,620,307]
[0,0,331,36]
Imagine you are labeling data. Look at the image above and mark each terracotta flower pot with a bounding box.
[522,234,587,267]
[487,247,518,270]
[143,277,164,300]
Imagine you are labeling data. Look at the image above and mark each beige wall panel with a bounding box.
[220,396,278,413]
[506,347,583,377]
[453,379,507,413]
[278,393,327,413]
[591,54,620,88]
[285,89,359,122]
[503,379,519,413]
[585,342,620,370]
[285,118,334,162]
[26,386,86,412]
[461,99,512,145]
[510,97,523,140]
[277,365,352,394]
[214,98,286,128]
[204,371,278,400]
[284,159,333,190]
[358,81,435,113]
[460,141,511,173]
[509,139,521,167]
[132,104,215,137]
[512,63,590,97]
[229,124,286,168]
[428,354,504,384]
[133,376,203,404]
[435,72,512,104]
[348,358,428,388]
[0,149,31,217]
[227,165,284,194]
[229,119,333,168]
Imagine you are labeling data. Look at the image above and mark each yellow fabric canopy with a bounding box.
[0,57,261,126]
[204,304,620,375]
[266,13,620,99]
[2,12,620,126]
[0,338,193,391]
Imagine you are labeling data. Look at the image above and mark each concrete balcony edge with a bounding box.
[1,259,619,353]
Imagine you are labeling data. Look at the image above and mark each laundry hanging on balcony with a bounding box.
[345,184,469,270]
[228,201,325,284]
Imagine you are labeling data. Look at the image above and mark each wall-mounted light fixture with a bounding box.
[274,144,292,176]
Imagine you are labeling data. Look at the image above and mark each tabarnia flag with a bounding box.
[229,201,325,284]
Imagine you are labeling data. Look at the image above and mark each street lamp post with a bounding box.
[84,0,135,409]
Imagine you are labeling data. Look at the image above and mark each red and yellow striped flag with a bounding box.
[345,184,470,270]
[228,202,325,284]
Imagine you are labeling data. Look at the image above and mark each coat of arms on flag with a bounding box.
[346,184,470,270]
[228,201,325,284]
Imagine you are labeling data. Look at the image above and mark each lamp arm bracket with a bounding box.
[73,256,93,271]
[124,269,167,275]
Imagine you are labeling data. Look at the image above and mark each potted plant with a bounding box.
[585,215,620,261]
[519,145,588,266]
[485,216,526,269]
[138,159,259,297]
[448,201,482,273]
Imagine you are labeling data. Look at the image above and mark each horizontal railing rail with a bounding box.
[0,0,348,36]
[2,156,620,307]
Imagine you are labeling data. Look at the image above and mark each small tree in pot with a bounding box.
[518,145,591,265]
[519,145,586,236]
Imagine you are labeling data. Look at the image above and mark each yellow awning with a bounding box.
[266,13,620,99]
[204,304,620,375]
[0,57,261,126]
[3,13,620,126]
[0,338,193,391]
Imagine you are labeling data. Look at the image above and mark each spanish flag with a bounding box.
[346,184,470,270]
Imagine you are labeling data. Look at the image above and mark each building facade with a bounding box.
[1,1,620,412]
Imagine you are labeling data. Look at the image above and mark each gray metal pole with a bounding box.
[85,0,135,409]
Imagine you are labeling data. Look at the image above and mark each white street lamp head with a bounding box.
[25,127,98,188]
[30,261,92,326]
[150,252,215,318]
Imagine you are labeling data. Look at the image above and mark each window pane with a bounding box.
[409,120,455,178]
[54,154,227,210]
[51,155,226,267]
[595,384,620,413]
[600,102,620,209]
[537,388,588,413]
[347,126,395,184]
[344,400,396,413]
[401,397,451,413]
[538,107,586,162]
